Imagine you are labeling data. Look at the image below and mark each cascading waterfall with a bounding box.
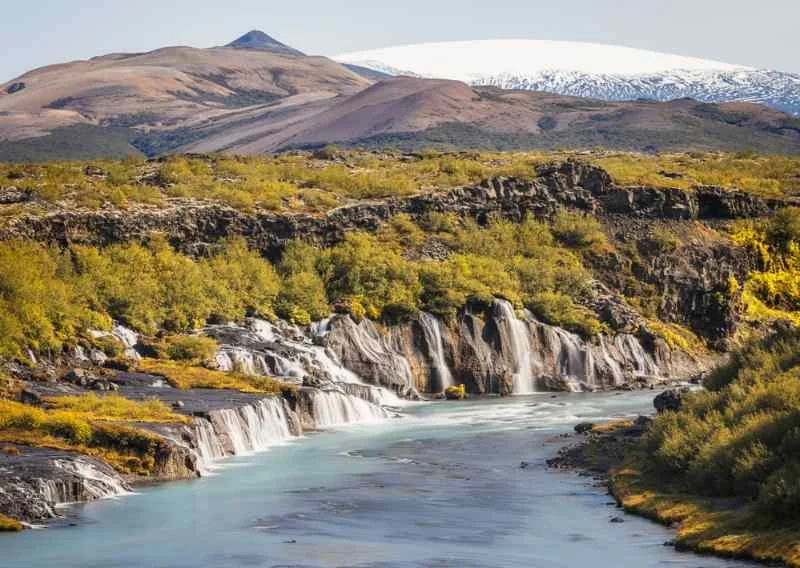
[310,389,390,428]
[51,458,130,502]
[418,312,454,391]
[614,334,659,376]
[597,335,625,385]
[209,318,404,404]
[495,301,536,394]
[493,300,665,394]
[208,308,666,398]
[203,398,294,460]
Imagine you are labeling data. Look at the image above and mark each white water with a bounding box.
[201,398,294,460]
[493,300,665,394]
[187,390,392,474]
[310,389,391,428]
[418,312,454,391]
[88,323,141,360]
[210,318,405,406]
[51,458,130,503]
[495,300,536,394]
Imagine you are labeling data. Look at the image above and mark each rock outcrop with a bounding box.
[0,447,130,524]
[4,161,783,260]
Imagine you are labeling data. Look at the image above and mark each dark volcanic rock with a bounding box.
[4,161,784,264]
[0,445,129,523]
[654,387,690,413]
[6,82,25,94]
[225,30,304,56]
[0,186,31,204]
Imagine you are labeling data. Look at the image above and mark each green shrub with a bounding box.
[552,210,607,249]
[527,291,601,337]
[644,326,800,522]
[165,335,218,363]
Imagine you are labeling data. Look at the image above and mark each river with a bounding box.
[2,392,753,568]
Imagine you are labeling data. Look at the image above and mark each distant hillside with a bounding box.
[182,77,800,155]
[1,34,799,161]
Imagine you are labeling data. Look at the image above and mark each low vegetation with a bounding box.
[611,463,800,566]
[2,151,799,219]
[594,152,800,198]
[0,211,609,361]
[43,393,189,424]
[607,326,800,565]
[0,398,183,475]
[0,513,23,532]
[137,359,294,395]
[728,207,800,326]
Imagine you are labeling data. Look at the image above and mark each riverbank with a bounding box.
[2,392,760,568]
[551,419,800,567]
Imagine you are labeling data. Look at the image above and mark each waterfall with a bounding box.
[310,389,390,429]
[51,458,130,502]
[418,312,454,391]
[597,335,624,385]
[204,398,294,459]
[89,323,141,360]
[207,318,403,402]
[194,419,227,466]
[614,334,659,376]
[495,300,535,394]
[540,324,589,388]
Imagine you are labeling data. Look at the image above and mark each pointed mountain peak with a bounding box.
[225,30,304,56]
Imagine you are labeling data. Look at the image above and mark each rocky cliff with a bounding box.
[3,160,777,345]
[4,161,780,257]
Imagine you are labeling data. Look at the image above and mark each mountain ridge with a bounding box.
[1,33,799,161]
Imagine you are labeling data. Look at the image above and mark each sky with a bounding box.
[2,0,798,82]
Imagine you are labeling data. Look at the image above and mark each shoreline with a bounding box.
[549,419,800,567]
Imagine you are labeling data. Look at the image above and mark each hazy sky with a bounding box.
[2,0,798,81]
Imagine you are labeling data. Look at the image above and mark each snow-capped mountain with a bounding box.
[334,40,800,115]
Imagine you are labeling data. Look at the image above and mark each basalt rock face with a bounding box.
[4,161,782,260]
[324,300,694,395]
[638,243,756,342]
[0,446,130,524]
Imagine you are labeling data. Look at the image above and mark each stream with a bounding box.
[2,392,754,568]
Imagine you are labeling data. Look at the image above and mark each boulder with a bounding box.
[0,187,31,204]
[654,387,690,413]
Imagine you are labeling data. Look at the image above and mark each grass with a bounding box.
[0,395,182,476]
[590,419,635,433]
[594,152,800,198]
[568,418,800,567]
[645,320,708,355]
[0,396,188,475]
[0,428,165,476]
[137,359,295,395]
[43,393,189,424]
[3,150,798,217]
[610,456,800,567]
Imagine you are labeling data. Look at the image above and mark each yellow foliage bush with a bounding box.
[44,393,189,424]
[137,359,294,395]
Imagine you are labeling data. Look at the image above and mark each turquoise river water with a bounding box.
[2,392,755,568]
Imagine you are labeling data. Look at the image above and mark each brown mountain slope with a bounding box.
[2,47,800,160]
[0,45,370,150]
[187,76,800,154]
